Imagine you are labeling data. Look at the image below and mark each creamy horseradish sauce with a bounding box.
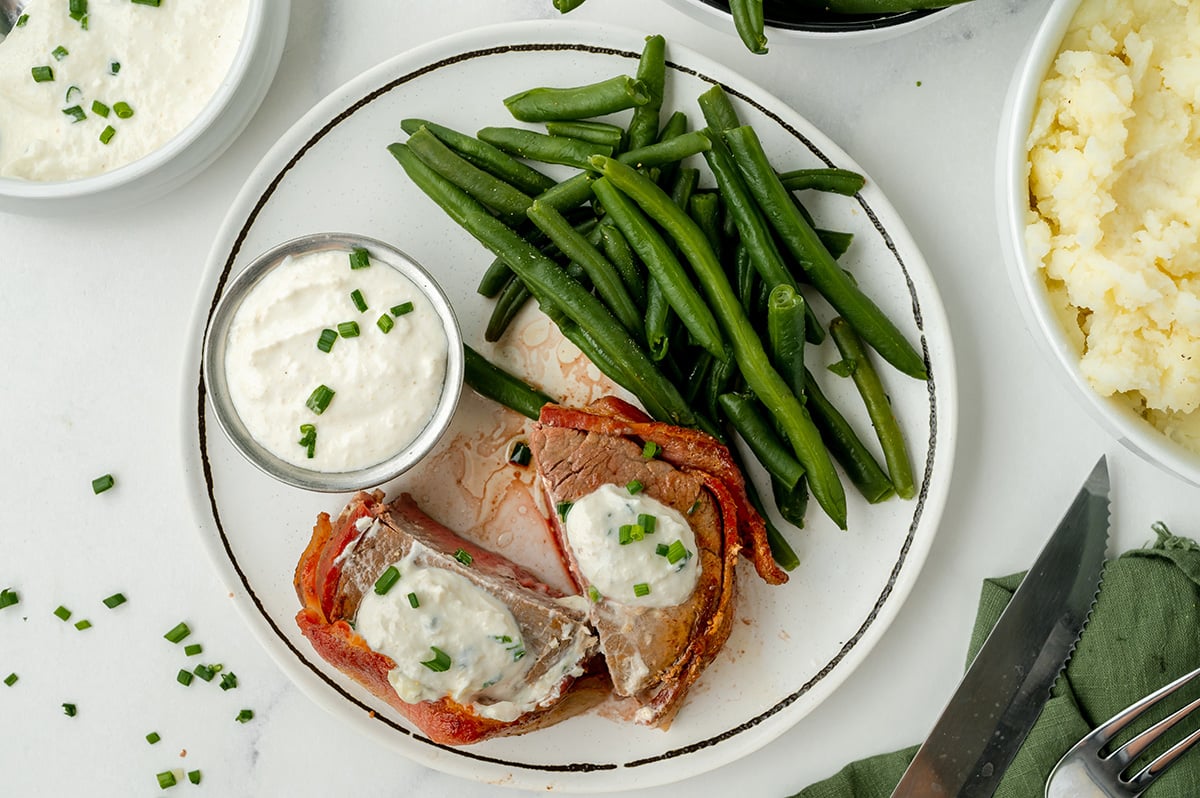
[564,483,700,607]
[224,247,448,472]
[0,0,248,180]
[355,541,586,722]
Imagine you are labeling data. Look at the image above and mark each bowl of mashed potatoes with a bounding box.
[0,0,288,215]
[998,0,1200,486]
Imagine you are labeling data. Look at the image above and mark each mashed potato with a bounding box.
[1026,0,1200,453]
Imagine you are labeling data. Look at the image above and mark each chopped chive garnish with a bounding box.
[618,524,631,545]
[74,619,91,631]
[110,102,132,119]
[556,501,573,520]
[209,663,223,674]
[454,548,473,567]
[638,513,657,534]
[0,588,18,610]
[633,583,650,598]
[373,565,400,595]
[54,605,71,621]
[65,85,81,102]
[337,321,359,338]
[3,673,16,687]
[62,105,86,123]
[99,125,115,144]
[350,289,367,312]
[420,646,451,672]
[176,669,193,686]
[587,585,601,602]
[390,301,414,317]
[51,46,69,61]
[31,66,54,82]
[146,731,161,744]
[508,441,531,466]
[407,592,419,609]
[376,314,394,333]
[655,543,669,557]
[305,384,335,415]
[15,13,28,26]
[68,0,86,19]
[492,635,512,644]
[219,672,238,691]
[512,648,526,662]
[131,0,162,5]
[642,441,661,459]
[62,703,77,717]
[101,592,126,609]
[298,423,316,458]
[163,622,190,644]
[156,771,176,790]
[92,473,114,494]
[348,247,370,270]
[688,499,701,514]
[666,540,689,565]
[235,709,253,723]
[78,14,88,29]
[183,643,202,657]
[626,479,644,495]
[316,328,337,352]
[90,100,109,116]
[187,771,201,786]
[193,664,214,682]
[109,61,120,74]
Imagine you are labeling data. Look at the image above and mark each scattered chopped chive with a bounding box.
[15,13,28,26]
[316,328,337,353]
[642,441,661,459]
[65,85,81,102]
[390,301,414,317]
[420,646,451,672]
[156,771,176,790]
[688,499,701,515]
[131,0,162,5]
[655,543,669,557]
[31,65,53,82]
[187,771,201,786]
[626,479,644,495]
[638,513,657,534]
[209,664,223,674]
[633,583,650,598]
[348,247,370,270]
[492,635,513,644]
[192,664,214,682]
[54,606,71,621]
[556,501,573,520]
[176,669,193,686]
[454,548,473,567]
[78,14,87,29]
[666,540,689,565]
[512,648,526,662]
[92,474,114,494]
[183,643,202,657]
[68,0,86,19]
[146,731,161,744]
[305,384,335,415]
[0,589,18,610]
[618,524,632,545]
[508,441,531,466]
[373,565,400,595]
[298,423,316,459]
[235,709,253,723]
[99,125,115,144]
[350,289,367,312]
[337,321,359,338]
[101,592,126,609]
[51,46,69,61]
[74,619,91,631]
[587,585,601,602]
[62,703,77,717]
[376,314,394,333]
[109,61,120,74]
[219,672,238,691]
[406,592,419,609]
[3,673,16,687]
[828,358,857,378]
[62,105,86,123]
[163,622,190,644]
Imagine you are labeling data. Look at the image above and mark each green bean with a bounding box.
[599,221,646,306]
[400,118,555,195]
[477,257,513,298]
[591,177,726,360]
[803,368,894,504]
[731,0,768,55]
[527,200,642,336]
[591,154,846,528]
[654,110,689,188]
[717,393,805,490]
[670,167,700,211]
[704,349,737,422]
[724,125,926,380]
[829,318,915,499]
[545,120,625,150]
[552,0,587,10]
[464,344,555,420]
[486,273,532,342]
[728,444,799,571]
[779,168,866,196]
[735,242,757,314]
[773,475,808,528]
[688,192,722,254]
[697,84,741,133]
[535,171,597,212]
[817,229,854,260]
[406,126,534,225]
[767,285,807,400]
[616,130,712,169]
[478,127,613,170]
[645,276,671,361]
[503,75,650,123]
[627,35,666,152]
[684,351,713,406]
[389,142,695,427]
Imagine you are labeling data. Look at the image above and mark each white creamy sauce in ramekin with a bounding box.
[563,483,700,607]
[223,248,448,472]
[0,0,248,181]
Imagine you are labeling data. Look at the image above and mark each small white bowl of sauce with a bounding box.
[203,233,465,492]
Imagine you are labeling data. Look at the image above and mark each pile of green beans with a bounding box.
[389,34,925,561]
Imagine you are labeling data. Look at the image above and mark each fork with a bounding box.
[1045,664,1200,797]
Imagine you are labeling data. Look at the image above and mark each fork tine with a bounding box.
[1090,665,1200,753]
[1125,698,1200,792]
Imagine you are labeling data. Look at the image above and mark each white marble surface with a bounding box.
[3,0,1198,795]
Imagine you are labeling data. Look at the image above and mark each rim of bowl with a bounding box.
[692,0,945,33]
[998,0,1200,487]
[202,232,466,493]
[0,0,267,200]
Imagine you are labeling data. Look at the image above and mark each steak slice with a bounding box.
[294,491,601,745]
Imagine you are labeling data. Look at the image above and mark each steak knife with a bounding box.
[890,455,1110,798]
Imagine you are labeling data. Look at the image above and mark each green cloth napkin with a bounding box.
[794,525,1200,798]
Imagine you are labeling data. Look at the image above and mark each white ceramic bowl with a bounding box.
[997,0,1200,487]
[660,0,959,44]
[0,0,289,216]
[202,233,465,493]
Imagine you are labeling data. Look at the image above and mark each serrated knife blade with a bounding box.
[889,455,1110,798]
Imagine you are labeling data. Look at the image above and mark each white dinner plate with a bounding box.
[181,21,957,792]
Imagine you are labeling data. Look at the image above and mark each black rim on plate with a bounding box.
[695,0,941,32]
